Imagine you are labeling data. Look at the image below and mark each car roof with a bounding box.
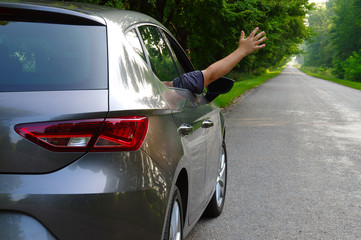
[0,0,163,30]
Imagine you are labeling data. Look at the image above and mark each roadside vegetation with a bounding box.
[298,67,361,91]
[298,0,361,84]
[214,68,283,108]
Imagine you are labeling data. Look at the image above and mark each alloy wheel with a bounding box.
[169,200,182,240]
[216,149,226,207]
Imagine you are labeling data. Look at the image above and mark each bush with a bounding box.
[343,50,361,82]
[332,57,345,79]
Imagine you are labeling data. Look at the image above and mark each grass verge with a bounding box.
[214,69,282,108]
[299,68,361,91]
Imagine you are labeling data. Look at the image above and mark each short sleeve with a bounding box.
[173,70,204,94]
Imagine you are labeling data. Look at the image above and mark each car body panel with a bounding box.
[0,1,226,239]
[106,17,170,111]
[0,150,171,239]
[0,90,108,173]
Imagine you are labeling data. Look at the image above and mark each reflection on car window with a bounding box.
[160,30,185,75]
[125,29,145,61]
[138,25,179,82]
[0,21,107,92]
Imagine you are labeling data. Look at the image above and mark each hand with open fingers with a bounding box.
[238,27,266,56]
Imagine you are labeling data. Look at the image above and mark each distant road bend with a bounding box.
[187,65,361,239]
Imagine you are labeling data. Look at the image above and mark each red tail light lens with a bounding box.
[15,116,148,152]
[93,117,148,151]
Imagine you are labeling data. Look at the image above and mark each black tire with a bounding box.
[203,143,227,218]
[163,186,183,240]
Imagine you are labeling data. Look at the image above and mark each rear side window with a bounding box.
[0,21,107,91]
[138,25,180,82]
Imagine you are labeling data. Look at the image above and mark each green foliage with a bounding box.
[331,0,361,60]
[331,57,345,79]
[303,3,333,68]
[222,0,312,74]
[343,50,361,82]
[300,68,361,91]
[302,0,361,82]
[60,0,312,75]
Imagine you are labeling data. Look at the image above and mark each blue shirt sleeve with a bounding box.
[172,70,204,94]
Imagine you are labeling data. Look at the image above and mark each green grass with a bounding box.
[214,69,282,108]
[299,68,361,91]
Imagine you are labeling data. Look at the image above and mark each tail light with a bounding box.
[14,116,148,152]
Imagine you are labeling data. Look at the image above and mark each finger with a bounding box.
[254,31,265,40]
[256,36,267,44]
[240,30,245,40]
[249,27,259,38]
[256,44,266,49]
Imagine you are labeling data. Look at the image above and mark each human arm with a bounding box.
[201,27,266,87]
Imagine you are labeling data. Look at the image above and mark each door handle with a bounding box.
[177,123,194,135]
[201,119,214,128]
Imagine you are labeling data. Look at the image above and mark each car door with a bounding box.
[160,29,224,220]
[170,91,211,224]
[128,25,210,223]
[125,24,220,225]
[157,28,223,224]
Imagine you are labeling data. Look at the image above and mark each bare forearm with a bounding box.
[201,28,266,87]
[202,48,247,86]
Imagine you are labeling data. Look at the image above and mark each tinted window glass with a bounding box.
[125,29,145,61]
[163,31,194,73]
[138,25,179,82]
[160,30,185,75]
[0,21,107,91]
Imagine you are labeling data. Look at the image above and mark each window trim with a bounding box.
[161,30,195,73]
[134,27,152,69]
[157,27,183,80]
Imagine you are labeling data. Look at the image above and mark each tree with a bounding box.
[332,0,361,60]
[303,0,361,81]
[303,2,333,67]
[331,0,361,78]
[60,0,312,75]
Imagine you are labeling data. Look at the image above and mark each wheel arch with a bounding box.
[175,168,188,225]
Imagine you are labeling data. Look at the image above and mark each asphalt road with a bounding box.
[186,65,361,239]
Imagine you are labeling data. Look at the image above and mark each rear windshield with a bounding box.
[0,21,107,91]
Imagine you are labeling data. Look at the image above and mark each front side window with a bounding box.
[0,21,107,91]
[138,25,180,82]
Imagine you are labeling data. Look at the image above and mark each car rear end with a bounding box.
[0,2,171,239]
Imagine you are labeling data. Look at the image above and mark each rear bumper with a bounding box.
[0,151,171,240]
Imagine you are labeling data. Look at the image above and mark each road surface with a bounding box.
[186,65,361,239]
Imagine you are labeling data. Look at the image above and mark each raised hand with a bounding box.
[238,27,267,56]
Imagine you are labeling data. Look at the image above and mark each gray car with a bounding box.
[0,1,229,239]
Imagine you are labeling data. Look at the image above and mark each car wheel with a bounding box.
[164,187,183,240]
[203,142,227,217]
